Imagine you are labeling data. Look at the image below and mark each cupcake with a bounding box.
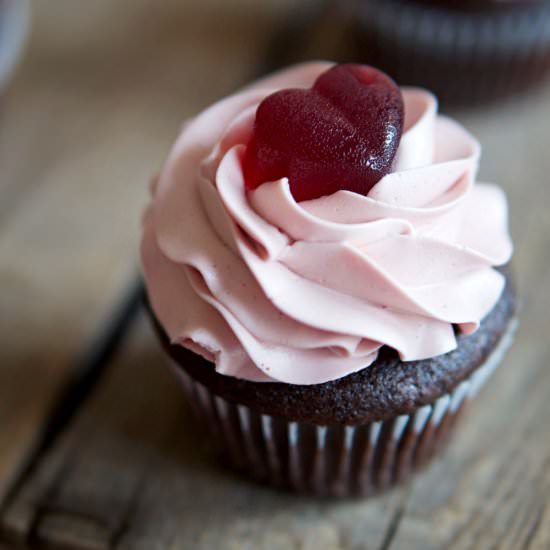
[141,62,516,497]
[353,0,550,105]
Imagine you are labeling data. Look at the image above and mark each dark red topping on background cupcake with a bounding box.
[243,64,404,202]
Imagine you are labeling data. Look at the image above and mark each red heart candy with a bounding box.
[243,64,404,202]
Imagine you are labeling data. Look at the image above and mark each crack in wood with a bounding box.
[522,503,545,550]
[24,451,126,549]
[377,489,410,550]
[0,277,144,526]
[109,447,161,550]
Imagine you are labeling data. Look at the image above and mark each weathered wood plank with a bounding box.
[0,0,294,521]
[384,341,550,550]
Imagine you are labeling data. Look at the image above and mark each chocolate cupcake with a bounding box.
[353,0,550,105]
[141,62,516,497]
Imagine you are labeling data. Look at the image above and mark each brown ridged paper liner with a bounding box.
[353,0,550,105]
[169,323,515,497]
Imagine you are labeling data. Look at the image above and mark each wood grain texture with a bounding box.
[1,0,550,548]
[2,315,181,548]
[0,0,291,520]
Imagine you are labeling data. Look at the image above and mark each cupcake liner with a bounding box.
[353,0,550,105]
[169,320,516,497]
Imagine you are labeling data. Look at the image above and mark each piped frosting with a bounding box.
[141,62,513,385]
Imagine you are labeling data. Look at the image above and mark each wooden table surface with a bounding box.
[1,1,549,549]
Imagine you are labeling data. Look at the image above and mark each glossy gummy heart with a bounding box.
[243,64,404,202]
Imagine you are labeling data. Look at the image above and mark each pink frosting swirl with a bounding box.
[141,62,513,385]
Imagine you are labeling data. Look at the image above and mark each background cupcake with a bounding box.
[353,0,550,106]
[141,62,516,496]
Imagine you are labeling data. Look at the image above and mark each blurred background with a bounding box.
[1,1,550,548]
